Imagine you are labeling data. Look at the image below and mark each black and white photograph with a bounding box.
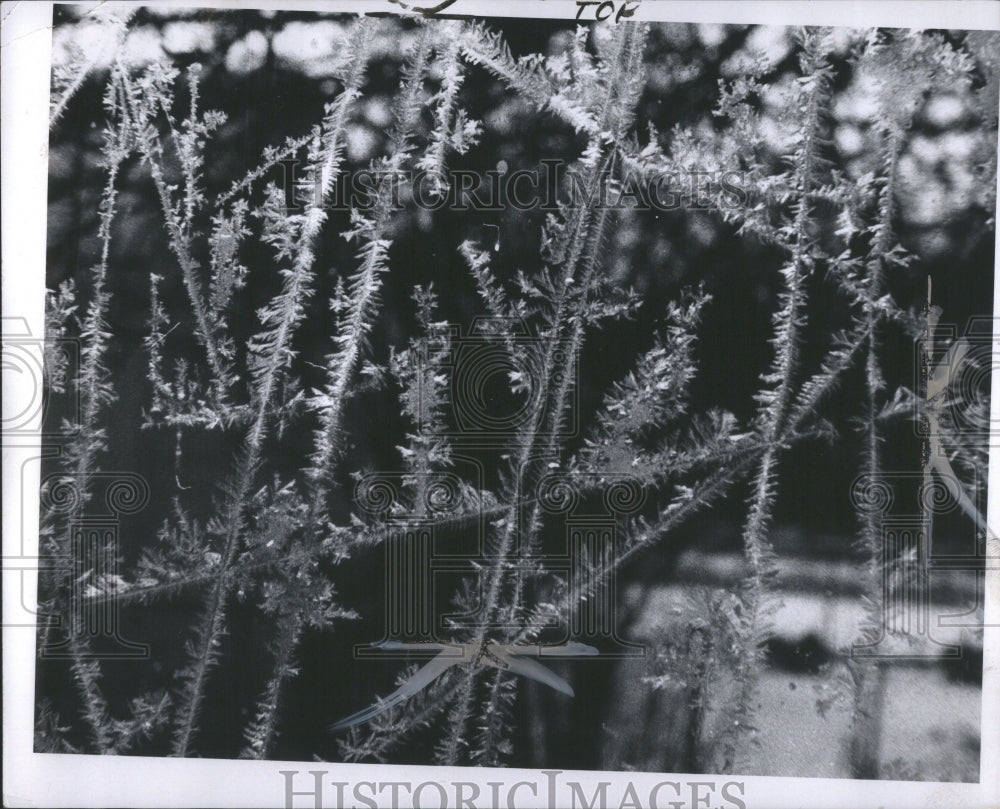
[3,1,999,806]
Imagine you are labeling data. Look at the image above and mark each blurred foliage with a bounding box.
[48,10,996,541]
[38,5,997,770]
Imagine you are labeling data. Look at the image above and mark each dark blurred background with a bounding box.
[39,6,996,773]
